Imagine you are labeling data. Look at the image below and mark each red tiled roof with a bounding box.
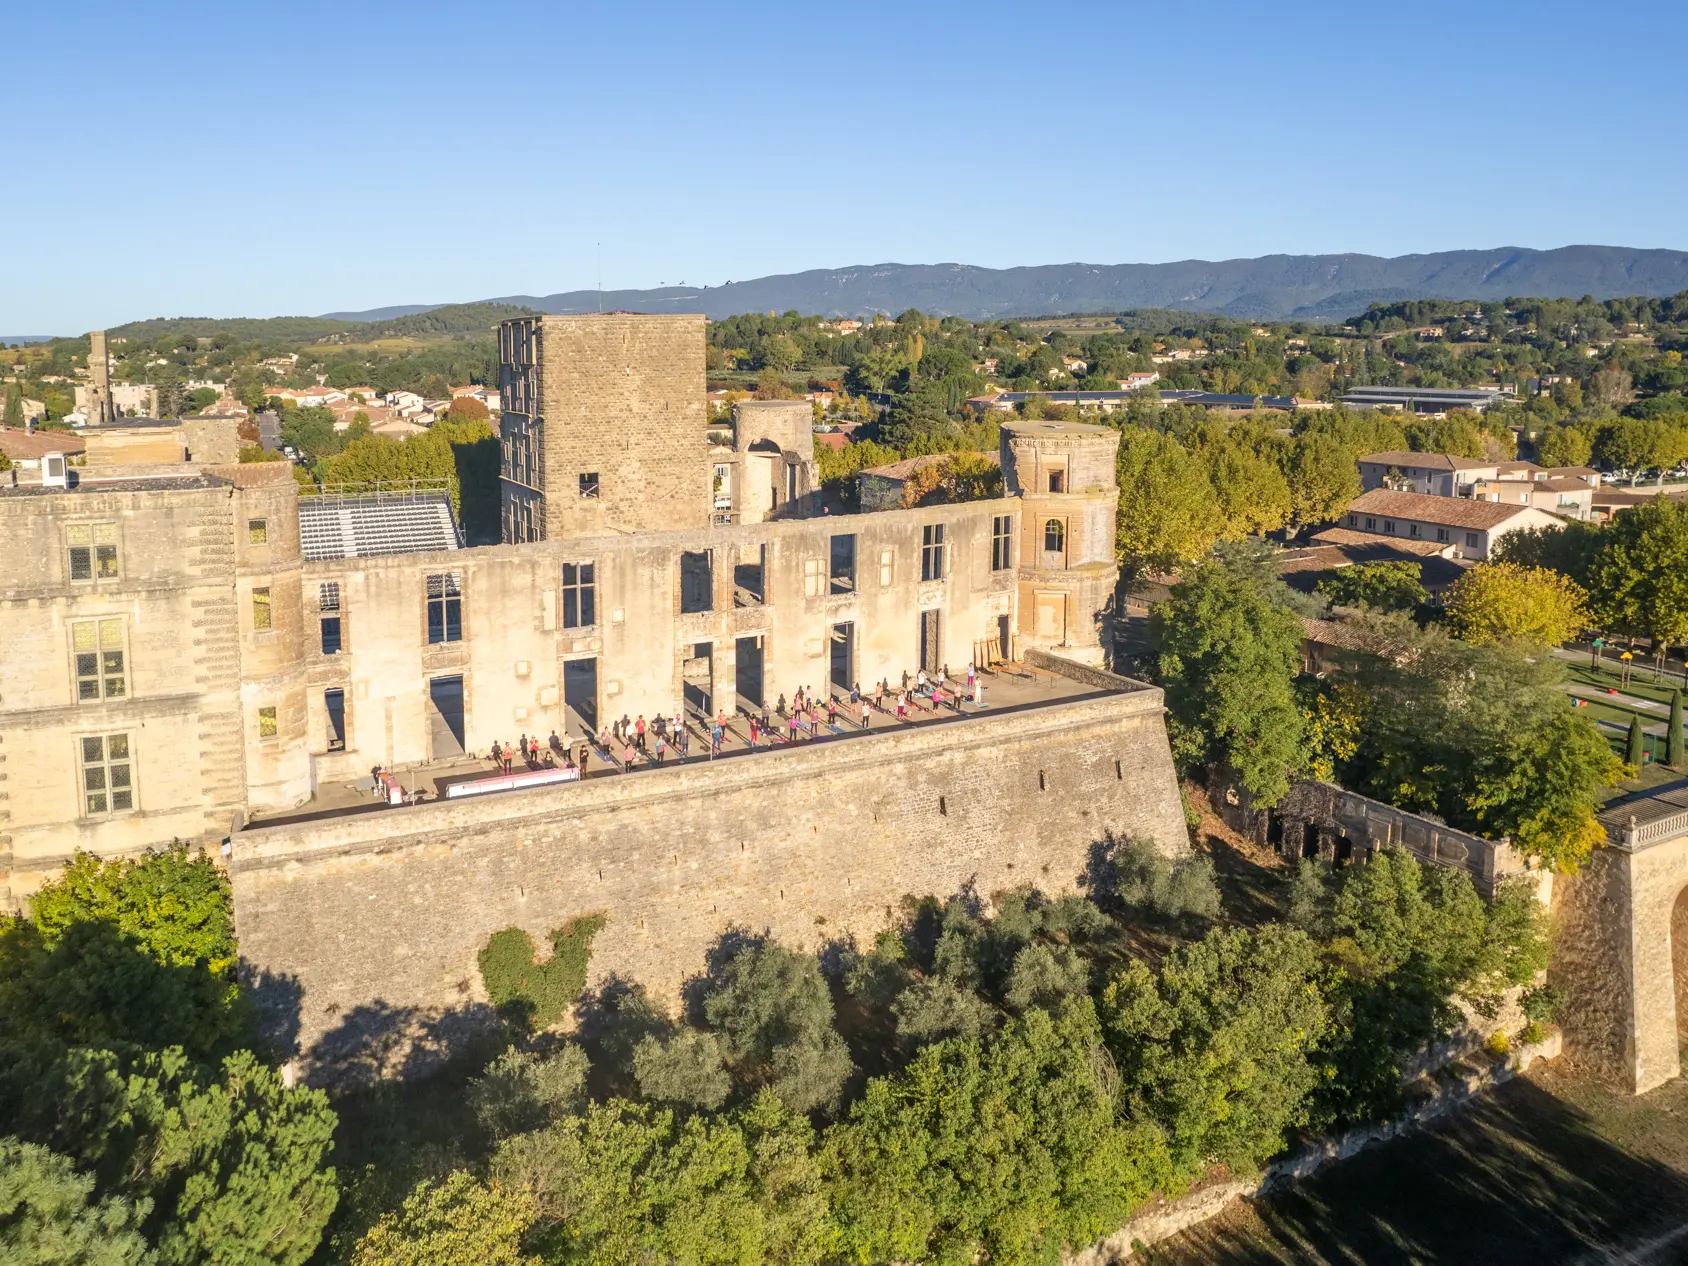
[0,427,86,459]
[1346,488,1537,530]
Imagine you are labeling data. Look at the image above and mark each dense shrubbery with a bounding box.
[344,853,1547,1264]
[0,845,339,1265]
[0,839,1549,1264]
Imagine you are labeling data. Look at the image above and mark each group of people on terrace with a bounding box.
[483,663,989,780]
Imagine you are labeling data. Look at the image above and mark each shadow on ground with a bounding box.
[1142,1072,1688,1265]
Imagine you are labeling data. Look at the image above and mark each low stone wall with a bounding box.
[1212,774,1527,898]
[231,668,1187,1080]
[1071,1030,1563,1263]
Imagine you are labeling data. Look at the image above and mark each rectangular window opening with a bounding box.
[991,515,1013,571]
[81,733,133,816]
[920,523,946,582]
[829,533,856,594]
[68,523,119,582]
[72,618,126,701]
[325,689,346,751]
[426,571,463,643]
[248,518,268,545]
[252,587,273,631]
[680,551,713,614]
[562,561,597,628]
[579,472,600,499]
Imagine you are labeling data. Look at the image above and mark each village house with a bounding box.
[1339,488,1562,560]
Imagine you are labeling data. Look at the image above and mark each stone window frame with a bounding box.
[426,571,464,644]
[562,561,597,629]
[803,557,824,599]
[67,522,120,584]
[248,518,269,546]
[71,616,127,703]
[990,514,1014,571]
[1042,517,1066,556]
[920,523,947,583]
[324,687,347,751]
[257,704,279,739]
[79,731,135,818]
[317,581,344,655]
[252,586,273,631]
[829,533,857,594]
[579,472,601,499]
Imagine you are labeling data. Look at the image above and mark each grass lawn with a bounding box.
[1565,660,1688,708]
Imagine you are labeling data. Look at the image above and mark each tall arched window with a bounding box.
[1043,518,1065,554]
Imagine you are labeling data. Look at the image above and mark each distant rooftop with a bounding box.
[298,494,462,561]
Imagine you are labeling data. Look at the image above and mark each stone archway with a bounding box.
[1553,813,1688,1095]
[1675,885,1688,1058]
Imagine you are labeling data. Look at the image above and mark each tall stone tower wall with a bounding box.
[498,314,711,542]
[1002,420,1121,665]
[86,330,113,427]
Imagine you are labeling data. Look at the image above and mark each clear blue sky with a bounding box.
[3,0,1684,334]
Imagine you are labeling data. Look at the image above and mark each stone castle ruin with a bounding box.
[0,314,1188,1070]
[3,313,1684,1092]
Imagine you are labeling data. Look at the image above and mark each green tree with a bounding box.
[1115,428,1221,575]
[1443,563,1590,649]
[1339,615,1622,870]
[352,1172,540,1266]
[1282,431,1361,527]
[3,383,24,428]
[634,1031,733,1110]
[1106,837,1221,920]
[760,335,800,373]
[1101,925,1328,1177]
[1310,853,1550,1124]
[27,845,236,976]
[1153,556,1307,804]
[701,941,853,1114]
[1585,496,1688,653]
[824,1003,1170,1266]
[1671,691,1684,767]
[466,1046,589,1140]
[0,1138,152,1266]
[1626,713,1645,767]
[1534,425,1591,468]
[0,1048,338,1266]
[1316,561,1426,612]
[492,1099,768,1266]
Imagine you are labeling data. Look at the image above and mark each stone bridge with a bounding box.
[1554,784,1688,1095]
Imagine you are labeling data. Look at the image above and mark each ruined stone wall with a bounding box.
[536,314,711,539]
[0,478,249,899]
[298,497,1019,783]
[230,679,1188,1070]
[1215,775,1527,899]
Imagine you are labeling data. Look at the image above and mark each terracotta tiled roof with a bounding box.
[0,427,86,459]
[1345,488,1535,530]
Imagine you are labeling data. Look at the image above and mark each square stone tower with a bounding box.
[1001,419,1121,665]
[86,330,113,427]
[498,314,711,542]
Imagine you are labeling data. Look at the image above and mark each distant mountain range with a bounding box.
[321,246,1688,325]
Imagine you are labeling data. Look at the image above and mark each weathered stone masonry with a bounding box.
[231,668,1187,1066]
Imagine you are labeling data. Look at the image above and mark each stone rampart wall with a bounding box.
[230,678,1187,1075]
